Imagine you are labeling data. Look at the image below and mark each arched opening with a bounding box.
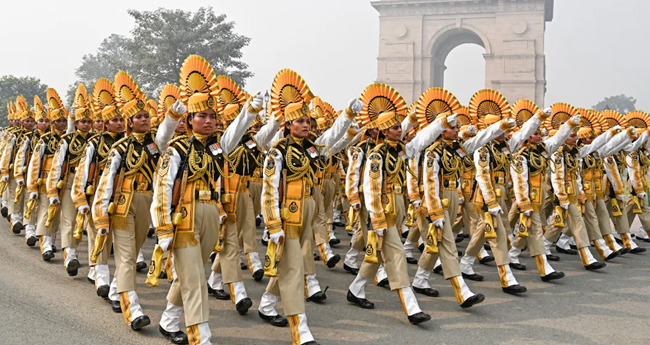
[430,27,487,104]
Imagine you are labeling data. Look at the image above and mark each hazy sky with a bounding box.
[1,0,648,111]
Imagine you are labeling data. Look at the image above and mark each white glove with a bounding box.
[616,195,626,201]
[219,213,227,225]
[571,115,581,125]
[458,196,465,204]
[16,178,24,186]
[348,98,363,114]
[432,218,444,228]
[488,205,503,216]
[29,192,38,200]
[543,107,552,116]
[98,228,109,236]
[78,205,89,214]
[171,100,187,115]
[412,200,421,209]
[560,203,569,210]
[250,92,264,110]
[506,118,516,127]
[465,125,476,136]
[613,125,622,132]
[159,237,173,252]
[523,209,533,217]
[352,202,361,211]
[269,229,285,245]
[49,196,60,205]
[374,228,385,237]
[447,114,458,127]
[639,192,647,199]
[1,176,7,183]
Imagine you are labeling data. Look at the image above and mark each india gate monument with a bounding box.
[372,0,555,105]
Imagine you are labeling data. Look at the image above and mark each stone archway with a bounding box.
[373,0,554,106]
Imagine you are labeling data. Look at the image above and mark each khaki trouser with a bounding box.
[114,192,152,293]
[36,192,59,238]
[323,175,338,226]
[265,197,316,316]
[626,196,650,231]
[418,189,461,279]
[512,185,547,252]
[8,177,22,215]
[583,200,605,241]
[452,197,479,235]
[466,185,510,266]
[87,218,112,266]
[168,202,220,327]
[249,181,262,217]
[60,175,80,250]
[351,199,369,252]
[607,199,631,234]
[236,191,258,255]
[596,199,613,236]
[313,186,329,247]
[358,194,410,290]
[544,203,590,249]
[210,220,243,284]
[22,188,38,227]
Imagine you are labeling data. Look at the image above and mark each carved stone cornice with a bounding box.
[372,0,553,21]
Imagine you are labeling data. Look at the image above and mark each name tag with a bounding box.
[306,146,318,158]
[541,152,549,159]
[209,143,222,155]
[399,151,407,160]
[456,148,466,158]
[245,140,256,149]
[502,147,510,154]
[146,143,159,155]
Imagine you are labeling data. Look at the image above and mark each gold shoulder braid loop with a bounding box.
[188,144,213,182]
[124,145,148,177]
[286,145,312,182]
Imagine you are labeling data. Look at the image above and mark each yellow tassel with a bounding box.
[364,231,379,264]
[425,223,439,254]
[553,206,565,227]
[517,213,530,238]
[483,212,497,239]
[611,199,622,217]
[174,232,199,249]
[146,244,164,286]
[633,196,642,214]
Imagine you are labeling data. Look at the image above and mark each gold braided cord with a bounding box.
[188,144,213,182]
[124,145,148,177]
[285,145,312,182]
[529,150,547,172]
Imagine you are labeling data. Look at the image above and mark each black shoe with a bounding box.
[131,315,150,330]
[605,251,619,261]
[570,244,577,250]
[455,236,464,243]
[261,238,268,247]
[42,250,54,261]
[12,222,23,234]
[347,290,374,309]
[253,269,264,282]
[460,293,485,309]
[457,250,463,257]
[502,285,527,295]
[406,257,418,265]
[326,254,341,268]
[376,278,390,288]
[87,277,95,284]
[82,230,87,236]
[418,243,424,253]
[483,243,491,251]
[97,285,110,298]
[585,261,607,271]
[408,312,431,325]
[556,246,578,255]
[136,261,147,272]
[307,290,327,303]
[211,289,230,300]
[256,217,262,228]
[329,238,341,246]
[462,272,484,281]
[67,259,80,277]
[631,247,647,254]
[159,270,168,280]
[413,286,439,297]
[433,265,443,275]
[313,252,321,261]
[619,248,630,255]
[343,264,359,275]
[640,237,650,243]
[240,263,248,271]
[52,245,57,253]
[147,227,155,238]
[334,221,346,227]
[302,342,320,345]
[0,207,7,218]
[111,300,122,313]
[26,236,37,247]
[236,297,253,315]
[509,263,526,271]
[209,252,216,263]
[258,311,288,327]
[401,230,409,239]
[479,256,495,265]
[547,254,560,261]
[541,271,565,282]
[159,325,189,344]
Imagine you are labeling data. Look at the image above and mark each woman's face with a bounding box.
[129,110,150,133]
[53,117,68,131]
[94,119,104,131]
[36,118,50,131]
[382,123,402,141]
[288,116,310,138]
[76,118,93,132]
[175,119,186,134]
[105,115,125,133]
[189,110,217,135]
[528,130,542,145]
[441,125,459,141]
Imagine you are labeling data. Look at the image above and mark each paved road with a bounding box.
[1,221,650,345]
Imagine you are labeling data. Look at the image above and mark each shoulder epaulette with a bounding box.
[271,137,287,150]
[112,136,130,154]
[371,143,385,154]
[169,135,189,155]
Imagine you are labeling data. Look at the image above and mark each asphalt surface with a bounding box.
[1,220,650,345]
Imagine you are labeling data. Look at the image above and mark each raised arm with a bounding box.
[508,109,550,152]
[221,94,263,155]
[544,115,581,154]
[466,118,516,154]
[580,127,617,158]
[254,111,283,148]
[405,114,456,158]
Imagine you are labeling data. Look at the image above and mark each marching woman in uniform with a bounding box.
[152,55,263,345]
[92,71,177,330]
[71,78,125,298]
[27,89,68,261]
